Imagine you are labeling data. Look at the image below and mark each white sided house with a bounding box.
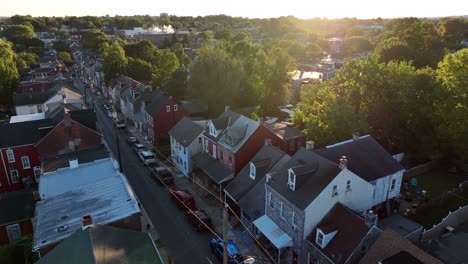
[169,117,206,176]
[14,88,83,116]
[255,148,375,263]
[316,134,405,209]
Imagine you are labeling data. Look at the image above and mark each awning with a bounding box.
[192,153,233,184]
[253,215,293,249]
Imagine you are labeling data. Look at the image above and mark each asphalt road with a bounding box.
[93,98,217,264]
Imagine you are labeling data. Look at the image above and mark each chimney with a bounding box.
[81,214,94,230]
[64,113,71,127]
[258,117,264,125]
[339,156,347,170]
[364,210,377,227]
[68,140,76,151]
[69,158,78,169]
[33,191,41,201]
[305,140,315,151]
[225,105,230,112]
[265,138,272,146]
[352,132,360,141]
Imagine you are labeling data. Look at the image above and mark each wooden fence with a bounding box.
[421,204,468,241]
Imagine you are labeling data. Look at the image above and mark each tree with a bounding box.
[152,49,179,87]
[305,43,323,62]
[435,49,468,165]
[170,42,191,66]
[0,39,19,106]
[58,52,73,66]
[53,40,69,52]
[127,57,153,83]
[124,40,160,65]
[81,30,109,51]
[102,42,128,83]
[162,68,189,99]
[341,36,373,56]
[438,18,468,49]
[16,52,38,73]
[375,37,413,64]
[1,24,34,39]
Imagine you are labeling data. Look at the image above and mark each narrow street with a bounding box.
[93,97,217,264]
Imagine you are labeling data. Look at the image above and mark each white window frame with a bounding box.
[332,185,338,197]
[346,180,351,192]
[249,162,256,180]
[10,170,19,184]
[6,149,15,163]
[316,230,324,247]
[268,192,274,209]
[288,168,296,191]
[390,178,396,191]
[21,156,30,169]
[174,104,178,111]
[33,166,41,177]
[166,105,170,112]
[280,202,285,219]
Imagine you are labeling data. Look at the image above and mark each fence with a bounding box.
[421,204,468,241]
[403,159,441,180]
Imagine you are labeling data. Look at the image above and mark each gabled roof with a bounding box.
[225,145,288,202]
[69,109,97,131]
[41,145,109,173]
[0,190,35,226]
[307,203,375,263]
[204,111,241,141]
[169,117,205,148]
[0,119,56,148]
[218,114,260,153]
[315,135,404,182]
[144,92,169,116]
[266,122,303,140]
[181,100,206,115]
[359,230,444,264]
[33,158,140,251]
[13,90,57,106]
[266,148,341,210]
[36,225,161,264]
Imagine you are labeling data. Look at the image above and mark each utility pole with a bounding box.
[223,203,228,264]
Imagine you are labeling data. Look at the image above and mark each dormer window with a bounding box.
[249,162,256,180]
[288,168,296,191]
[174,104,178,111]
[332,185,338,197]
[316,227,338,249]
[209,123,217,137]
[316,230,324,247]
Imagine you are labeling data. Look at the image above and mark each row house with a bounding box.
[0,190,35,245]
[192,107,285,191]
[123,89,161,132]
[33,158,141,256]
[316,134,405,216]
[266,121,304,155]
[118,80,146,121]
[168,117,206,176]
[255,147,375,263]
[0,119,55,193]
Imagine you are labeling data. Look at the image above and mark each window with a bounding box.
[174,104,178,111]
[21,156,30,169]
[166,105,170,112]
[249,162,256,180]
[280,202,285,219]
[316,231,324,247]
[37,105,43,113]
[346,180,351,192]
[268,192,274,208]
[34,166,41,177]
[332,185,338,197]
[10,170,19,184]
[183,147,186,155]
[6,149,14,163]
[288,168,296,191]
[390,179,396,191]
[228,156,233,167]
[198,137,202,144]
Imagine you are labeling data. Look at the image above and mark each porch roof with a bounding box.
[192,153,233,184]
[253,215,293,249]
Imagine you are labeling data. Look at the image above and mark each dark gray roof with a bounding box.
[41,145,109,173]
[0,190,35,226]
[267,148,341,210]
[203,111,241,141]
[266,122,303,140]
[169,117,205,148]
[69,109,97,131]
[13,90,56,106]
[0,119,56,148]
[315,135,404,182]
[181,100,206,115]
[144,91,168,115]
[193,153,233,184]
[36,225,161,264]
[225,145,287,202]
[378,214,423,237]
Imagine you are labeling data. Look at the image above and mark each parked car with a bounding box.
[127,136,138,145]
[133,143,146,153]
[187,208,211,231]
[170,189,196,210]
[138,150,157,165]
[149,167,174,185]
[116,119,126,129]
[209,238,245,264]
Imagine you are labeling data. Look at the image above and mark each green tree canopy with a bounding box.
[152,49,179,87]
[0,39,19,106]
[127,57,153,83]
[16,52,38,73]
[102,42,128,83]
[341,36,373,56]
[81,30,110,51]
[58,52,73,66]
[1,24,34,39]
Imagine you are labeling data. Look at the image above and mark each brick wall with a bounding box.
[0,145,40,193]
[0,219,33,245]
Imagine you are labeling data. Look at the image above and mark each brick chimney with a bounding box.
[81,214,93,230]
[265,138,272,146]
[339,156,347,170]
[352,132,360,141]
[305,140,315,151]
[225,105,230,112]
[64,113,72,127]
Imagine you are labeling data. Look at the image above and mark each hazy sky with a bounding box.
[1,0,466,19]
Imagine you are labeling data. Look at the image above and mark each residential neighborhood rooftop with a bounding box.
[378,214,423,238]
[0,119,56,148]
[13,90,57,106]
[41,144,109,173]
[266,122,303,140]
[0,190,35,226]
[169,117,205,148]
[218,114,260,153]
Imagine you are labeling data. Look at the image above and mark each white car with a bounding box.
[133,143,146,153]
[138,150,157,165]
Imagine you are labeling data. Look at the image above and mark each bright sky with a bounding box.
[1,0,466,19]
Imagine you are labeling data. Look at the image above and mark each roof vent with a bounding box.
[69,158,78,169]
[57,225,68,232]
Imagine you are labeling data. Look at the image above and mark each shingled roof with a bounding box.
[169,117,205,148]
[0,119,56,148]
[13,90,57,106]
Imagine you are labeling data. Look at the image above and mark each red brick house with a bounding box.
[0,190,35,244]
[36,113,102,160]
[145,94,190,141]
[0,119,55,193]
[193,108,285,186]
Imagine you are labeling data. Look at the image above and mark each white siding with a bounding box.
[371,170,404,206]
[303,168,374,239]
[170,133,204,176]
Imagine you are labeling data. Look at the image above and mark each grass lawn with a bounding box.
[0,236,37,264]
[409,167,467,198]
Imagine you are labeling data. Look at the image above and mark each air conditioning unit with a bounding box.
[291,224,297,231]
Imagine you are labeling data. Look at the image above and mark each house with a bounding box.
[10,113,46,123]
[359,229,443,264]
[169,117,206,176]
[14,87,83,116]
[254,147,375,263]
[36,113,102,160]
[316,134,405,214]
[118,80,146,120]
[126,89,162,132]
[36,224,162,264]
[41,144,109,174]
[266,122,304,155]
[193,108,285,189]
[305,203,382,264]
[0,119,56,193]
[33,158,141,256]
[224,142,289,221]
[0,190,35,244]
[145,93,190,140]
